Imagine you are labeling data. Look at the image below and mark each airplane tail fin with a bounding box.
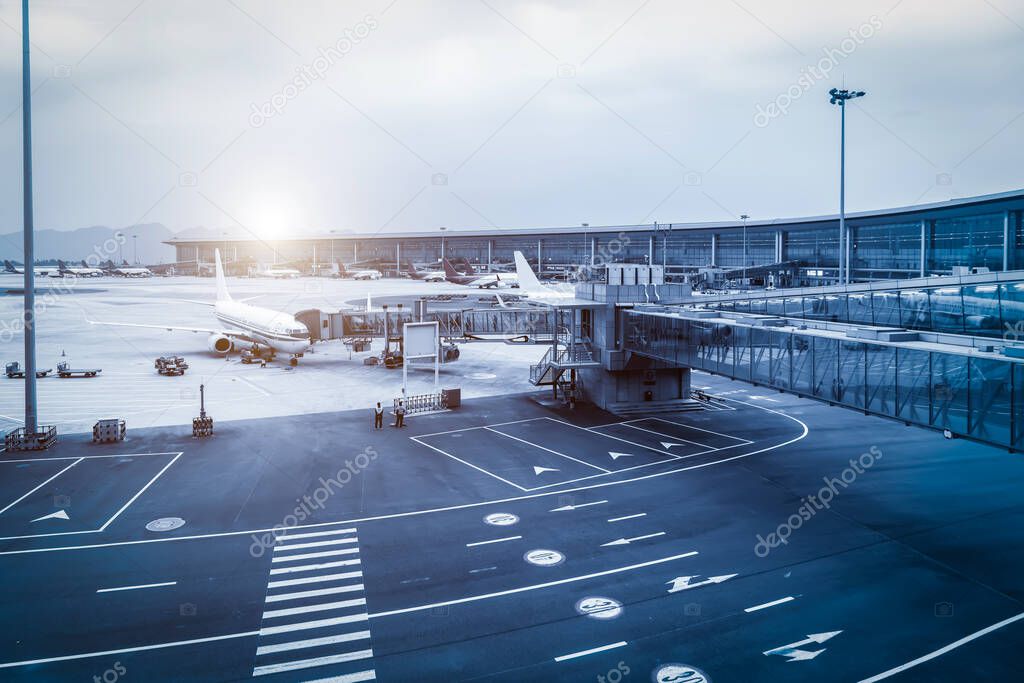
[215,249,232,302]
[3,260,15,273]
[336,261,347,277]
[442,259,461,279]
[57,260,69,273]
[404,262,420,278]
[513,251,544,293]
[81,260,88,268]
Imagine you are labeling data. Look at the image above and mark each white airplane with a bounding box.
[88,249,311,365]
[3,260,56,277]
[54,260,104,277]
[257,266,302,279]
[510,250,575,303]
[336,263,382,280]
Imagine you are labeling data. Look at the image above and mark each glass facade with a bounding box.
[624,311,1023,450]
[171,198,1022,281]
[713,281,1022,339]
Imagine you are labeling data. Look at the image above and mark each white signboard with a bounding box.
[404,321,439,359]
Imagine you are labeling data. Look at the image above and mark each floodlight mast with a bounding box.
[829,88,865,285]
[21,0,38,435]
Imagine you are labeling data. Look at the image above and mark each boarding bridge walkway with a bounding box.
[622,303,1024,451]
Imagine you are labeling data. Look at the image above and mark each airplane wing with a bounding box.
[86,318,248,339]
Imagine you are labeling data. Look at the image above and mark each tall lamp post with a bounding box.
[829,87,865,285]
[740,214,749,289]
[20,0,38,437]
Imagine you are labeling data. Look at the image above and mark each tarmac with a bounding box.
[1,369,1022,682]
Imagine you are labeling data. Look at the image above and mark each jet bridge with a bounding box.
[622,304,1024,451]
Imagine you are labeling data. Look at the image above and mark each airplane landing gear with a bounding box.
[289,356,299,367]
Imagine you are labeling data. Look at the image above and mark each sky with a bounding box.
[0,0,1021,239]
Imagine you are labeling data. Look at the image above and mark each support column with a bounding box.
[396,241,401,273]
[537,239,543,273]
[648,234,655,265]
[590,237,596,267]
[711,234,718,266]
[775,230,783,263]
[1004,210,1011,272]
[353,242,358,263]
[919,219,927,277]
[487,240,492,270]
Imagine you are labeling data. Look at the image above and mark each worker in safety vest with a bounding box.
[374,402,384,430]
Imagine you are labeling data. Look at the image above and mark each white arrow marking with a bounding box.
[608,452,634,460]
[549,500,608,512]
[666,573,738,593]
[533,466,559,475]
[601,532,665,547]
[32,509,69,523]
[660,442,688,450]
[763,632,842,662]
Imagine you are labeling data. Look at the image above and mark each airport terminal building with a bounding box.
[167,189,1024,286]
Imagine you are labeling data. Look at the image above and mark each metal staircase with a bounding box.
[529,334,599,387]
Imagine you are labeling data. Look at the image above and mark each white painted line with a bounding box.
[648,416,753,444]
[554,641,627,662]
[550,500,608,512]
[469,566,497,574]
[0,400,807,557]
[0,451,183,464]
[414,417,544,438]
[303,670,377,683]
[255,630,371,656]
[0,458,84,515]
[466,535,522,547]
[369,551,698,619]
[98,452,183,532]
[96,581,176,593]
[268,571,362,589]
[547,417,681,458]
[258,613,369,636]
[484,426,611,473]
[263,597,366,620]
[0,630,258,669]
[271,548,359,563]
[252,648,373,676]
[858,611,1024,682]
[744,596,795,613]
[266,584,365,603]
[268,557,360,573]
[275,528,357,541]
[269,559,361,575]
[273,537,359,552]
[607,513,646,523]
[612,422,715,451]
[409,436,529,492]
[601,532,665,546]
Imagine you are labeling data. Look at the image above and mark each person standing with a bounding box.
[374,402,384,430]
[394,400,406,428]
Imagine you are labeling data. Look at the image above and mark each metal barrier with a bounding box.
[395,392,446,415]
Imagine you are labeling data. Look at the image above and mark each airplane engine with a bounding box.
[207,333,233,354]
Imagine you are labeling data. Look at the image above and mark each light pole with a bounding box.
[439,226,447,265]
[830,88,865,285]
[582,223,590,267]
[740,214,749,289]
[20,0,38,436]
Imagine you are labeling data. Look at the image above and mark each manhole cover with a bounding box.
[524,548,564,567]
[484,512,519,526]
[652,664,710,683]
[146,517,185,532]
[466,372,497,380]
[575,596,623,620]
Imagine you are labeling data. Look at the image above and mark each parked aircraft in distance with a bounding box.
[3,260,56,277]
[101,260,153,277]
[54,260,104,277]
[336,262,382,280]
[442,259,515,288]
[404,263,445,282]
[89,249,310,365]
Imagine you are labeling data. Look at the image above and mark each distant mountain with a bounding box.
[0,223,176,265]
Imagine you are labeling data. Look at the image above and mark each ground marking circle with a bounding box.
[484,512,519,526]
[652,663,710,683]
[524,548,564,566]
[575,596,622,620]
[466,372,497,380]
[146,517,185,532]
